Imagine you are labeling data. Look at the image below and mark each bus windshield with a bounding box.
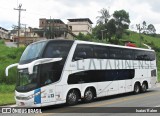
[19,41,46,64]
[16,66,38,92]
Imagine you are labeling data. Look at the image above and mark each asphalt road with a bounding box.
[1,85,160,116]
[35,85,160,116]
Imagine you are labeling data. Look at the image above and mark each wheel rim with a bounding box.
[142,84,146,92]
[68,92,77,104]
[135,85,139,93]
[85,90,93,101]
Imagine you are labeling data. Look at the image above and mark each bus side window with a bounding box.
[122,49,133,60]
[72,44,93,61]
[109,47,123,59]
[93,45,108,59]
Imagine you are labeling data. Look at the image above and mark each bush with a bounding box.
[0,45,25,84]
[0,40,5,45]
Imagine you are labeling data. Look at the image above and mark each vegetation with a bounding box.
[0,84,15,105]
[0,40,25,84]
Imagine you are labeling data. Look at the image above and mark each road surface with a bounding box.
[38,85,160,116]
[1,85,160,116]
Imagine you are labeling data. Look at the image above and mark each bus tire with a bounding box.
[134,83,140,94]
[66,89,79,105]
[141,83,147,93]
[83,88,94,103]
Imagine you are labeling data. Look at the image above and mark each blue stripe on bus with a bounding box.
[34,88,41,104]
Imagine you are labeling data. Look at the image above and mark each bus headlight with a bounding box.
[27,92,41,100]
[27,95,34,100]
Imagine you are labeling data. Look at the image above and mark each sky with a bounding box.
[1,0,160,33]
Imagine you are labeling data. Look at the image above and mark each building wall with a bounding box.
[0,27,9,39]
[68,21,92,35]
[39,18,72,39]
[39,18,67,29]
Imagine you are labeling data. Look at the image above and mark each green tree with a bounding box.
[142,21,147,34]
[113,10,130,39]
[106,19,116,42]
[147,24,156,35]
[96,8,110,25]
[76,33,93,41]
[92,24,106,40]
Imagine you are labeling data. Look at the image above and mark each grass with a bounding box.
[0,84,15,106]
[0,93,15,105]
[0,40,25,84]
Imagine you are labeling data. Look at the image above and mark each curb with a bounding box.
[0,104,17,107]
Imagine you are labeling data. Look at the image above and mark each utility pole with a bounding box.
[136,24,142,47]
[101,29,107,40]
[14,4,26,47]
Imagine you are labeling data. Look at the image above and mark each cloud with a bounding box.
[0,0,160,33]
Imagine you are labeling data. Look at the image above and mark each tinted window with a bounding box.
[122,49,134,60]
[40,62,63,86]
[134,50,155,61]
[148,51,156,61]
[151,69,156,77]
[73,44,93,61]
[68,69,135,84]
[43,41,73,59]
[40,41,73,86]
[19,41,46,64]
[93,45,109,59]
[72,44,155,61]
[109,47,123,59]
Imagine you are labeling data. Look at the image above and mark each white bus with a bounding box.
[6,39,157,107]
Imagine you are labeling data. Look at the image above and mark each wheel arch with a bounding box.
[66,88,81,100]
[84,86,97,98]
[142,80,148,89]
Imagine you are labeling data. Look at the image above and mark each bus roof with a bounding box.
[74,40,155,52]
[31,39,155,52]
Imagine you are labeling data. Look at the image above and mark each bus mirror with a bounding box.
[5,63,19,76]
[28,58,62,74]
[75,52,86,60]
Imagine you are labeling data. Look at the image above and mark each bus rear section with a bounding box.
[63,41,157,105]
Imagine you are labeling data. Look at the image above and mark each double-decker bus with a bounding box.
[6,39,157,107]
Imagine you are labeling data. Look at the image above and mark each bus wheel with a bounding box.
[83,88,94,103]
[66,90,79,105]
[141,83,147,92]
[134,83,140,94]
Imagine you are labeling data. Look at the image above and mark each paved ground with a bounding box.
[40,86,160,115]
[1,83,160,116]
[5,42,17,47]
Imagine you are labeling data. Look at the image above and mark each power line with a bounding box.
[14,4,26,47]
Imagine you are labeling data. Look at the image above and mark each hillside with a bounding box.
[122,31,160,48]
[122,31,160,81]
[0,40,25,84]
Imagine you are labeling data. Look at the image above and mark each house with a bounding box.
[0,26,9,39]
[39,18,73,39]
[10,27,40,44]
[67,18,93,35]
